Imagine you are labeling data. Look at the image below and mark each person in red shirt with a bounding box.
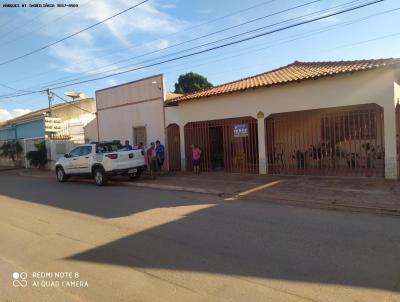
[146,142,157,179]
[191,144,202,175]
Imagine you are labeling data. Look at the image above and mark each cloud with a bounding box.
[34,0,189,76]
[144,38,169,50]
[49,44,122,76]
[107,79,117,86]
[300,2,341,24]
[0,108,31,122]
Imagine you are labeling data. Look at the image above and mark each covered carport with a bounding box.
[265,104,384,177]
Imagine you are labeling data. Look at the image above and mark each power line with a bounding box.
[26,0,364,89]
[0,0,388,99]
[0,0,93,46]
[1,0,280,86]
[17,0,324,90]
[0,5,53,42]
[0,83,34,93]
[0,0,150,67]
[52,92,93,114]
[44,0,387,90]
[0,6,44,30]
[41,0,382,89]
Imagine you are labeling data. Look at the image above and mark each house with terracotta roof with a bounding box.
[164,58,400,179]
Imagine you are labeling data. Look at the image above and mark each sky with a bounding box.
[0,0,399,121]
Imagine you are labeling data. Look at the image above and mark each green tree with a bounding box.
[174,72,213,94]
[0,140,22,162]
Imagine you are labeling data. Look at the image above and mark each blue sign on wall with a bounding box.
[233,123,249,137]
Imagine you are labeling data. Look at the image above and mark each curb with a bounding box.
[243,195,400,217]
[120,182,223,195]
[0,167,24,172]
[13,171,400,217]
[18,172,54,179]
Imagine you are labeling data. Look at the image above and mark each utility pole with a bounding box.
[46,88,53,117]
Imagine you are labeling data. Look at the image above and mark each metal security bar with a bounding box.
[166,124,181,172]
[184,117,258,173]
[266,104,384,177]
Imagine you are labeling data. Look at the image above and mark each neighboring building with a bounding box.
[166,59,400,180]
[0,98,96,143]
[0,98,96,168]
[86,75,181,146]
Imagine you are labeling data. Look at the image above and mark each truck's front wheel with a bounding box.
[56,167,68,182]
[94,168,107,186]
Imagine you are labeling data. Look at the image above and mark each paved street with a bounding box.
[1,175,400,302]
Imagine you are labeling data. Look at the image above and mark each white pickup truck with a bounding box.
[55,141,146,186]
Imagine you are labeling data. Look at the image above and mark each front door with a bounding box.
[210,127,224,170]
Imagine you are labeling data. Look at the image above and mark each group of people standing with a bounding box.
[146,140,165,179]
[123,140,202,177]
[123,140,165,179]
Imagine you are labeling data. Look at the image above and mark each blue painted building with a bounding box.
[0,118,45,141]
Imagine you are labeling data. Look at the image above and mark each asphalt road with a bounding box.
[0,174,400,302]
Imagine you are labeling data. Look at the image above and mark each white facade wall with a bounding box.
[97,100,165,145]
[166,68,399,179]
[95,75,166,147]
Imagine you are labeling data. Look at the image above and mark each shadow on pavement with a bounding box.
[0,175,208,218]
[67,199,400,292]
[2,174,400,292]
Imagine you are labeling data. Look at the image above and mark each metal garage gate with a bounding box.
[266,104,384,177]
[166,124,181,172]
[184,117,258,173]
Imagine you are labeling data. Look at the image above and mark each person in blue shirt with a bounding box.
[155,140,165,175]
[124,140,133,151]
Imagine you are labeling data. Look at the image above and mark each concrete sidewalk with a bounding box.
[4,168,400,216]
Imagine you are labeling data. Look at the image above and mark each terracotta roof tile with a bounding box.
[168,58,400,104]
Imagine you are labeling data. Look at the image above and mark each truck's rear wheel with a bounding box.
[94,168,107,186]
[56,167,68,182]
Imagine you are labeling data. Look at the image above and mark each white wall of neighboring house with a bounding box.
[83,118,98,143]
[166,67,399,179]
[53,99,96,143]
[395,80,400,105]
[95,74,166,147]
[59,112,96,143]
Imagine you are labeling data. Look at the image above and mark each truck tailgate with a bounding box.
[111,150,145,170]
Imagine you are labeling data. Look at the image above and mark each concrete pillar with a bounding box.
[179,124,186,171]
[257,112,267,174]
[383,104,398,179]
